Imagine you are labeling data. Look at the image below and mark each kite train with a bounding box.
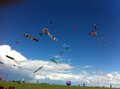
[23,33,39,42]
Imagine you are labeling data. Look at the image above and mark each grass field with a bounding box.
[0,81,118,89]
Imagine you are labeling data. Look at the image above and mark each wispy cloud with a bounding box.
[82,65,93,69]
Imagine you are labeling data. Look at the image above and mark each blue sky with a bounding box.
[0,0,120,87]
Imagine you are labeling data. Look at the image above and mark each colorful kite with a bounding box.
[66,81,71,86]
[89,24,109,47]
[89,31,97,36]
[89,24,107,41]
[42,28,58,41]
[23,33,39,42]
[42,28,49,34]
[89,24,97,37]
[34,66,43,73]
[50,57,60,64]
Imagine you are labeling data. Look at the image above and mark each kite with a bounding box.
[89,24,97,37]
[59,51,64,55]
[59,44,70,55]
[34,66,43,73]
[89,31,97,36]
[0,62,4,64]
[15,41,20,44]
[61,44,70,51]
[6,55,14,60]
[23,33,39,42]
[50,21,53,24]
[38,33,43,37]
[6,55,20,65]
[50,57,60,64]
[42,28,49,34]
[13,64,22,69]
[63,45,70,50]
[42,28,58,41]
[66,81,71,86]
[89,24,107,43]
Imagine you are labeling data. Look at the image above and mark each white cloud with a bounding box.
[34,75,46,80]
[74,65,93,69]
[82,65,93,69]
[45,73,84,81]
[80,70,88,75]
[0,45,27,65]
[0,45,120,88]
[106,74,113,78]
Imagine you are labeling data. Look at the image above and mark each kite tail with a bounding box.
[48,33,58,41]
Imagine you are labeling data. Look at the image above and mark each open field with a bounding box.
[0,81,118,89]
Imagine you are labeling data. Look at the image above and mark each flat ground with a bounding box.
[0,81,118,89]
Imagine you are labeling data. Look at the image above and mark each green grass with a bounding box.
[0,81,118,89]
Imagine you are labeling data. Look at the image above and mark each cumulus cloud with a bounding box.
[0,44,120,88]
[0,45,73,79]
[0,45,27,64]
